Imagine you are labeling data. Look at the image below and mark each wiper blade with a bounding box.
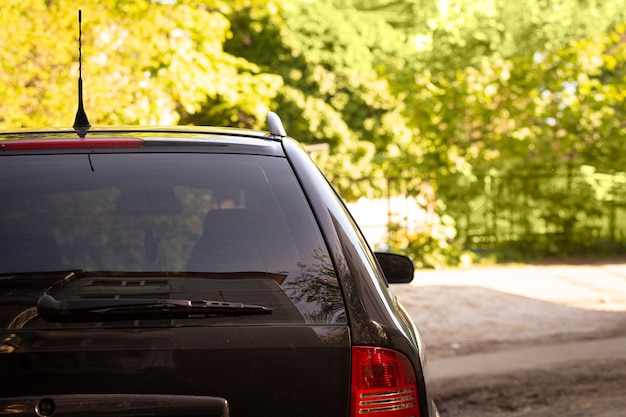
[0,269,80,280]
[37,294,272,322]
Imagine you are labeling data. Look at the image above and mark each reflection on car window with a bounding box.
[0,153,345,328]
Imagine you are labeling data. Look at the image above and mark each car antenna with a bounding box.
[73,9,91,138]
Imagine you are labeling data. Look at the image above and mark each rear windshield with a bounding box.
[0,152,346,329]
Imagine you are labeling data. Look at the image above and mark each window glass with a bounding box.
[0,153,345,329]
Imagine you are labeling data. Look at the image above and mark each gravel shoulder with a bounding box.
[393,262,626,417]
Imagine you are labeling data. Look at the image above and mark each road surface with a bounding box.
[394,262,626,416]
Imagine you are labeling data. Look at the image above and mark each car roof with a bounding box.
[0,125,269,138]
[0,111,288,140]
[0,124,289,156]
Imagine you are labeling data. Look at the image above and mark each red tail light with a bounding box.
[351,346,420,417]
[1,138,143,150]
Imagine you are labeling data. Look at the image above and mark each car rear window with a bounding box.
[0,152,346,329]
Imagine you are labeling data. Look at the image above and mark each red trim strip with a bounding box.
[1,138,144,150]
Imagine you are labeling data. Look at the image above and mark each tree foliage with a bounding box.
[2,0,626,264]
[390,0,626,262]
[0,0,281,128]
[224,0,416,198]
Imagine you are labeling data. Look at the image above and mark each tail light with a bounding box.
[351,346,420,417]
[1,138,143,150]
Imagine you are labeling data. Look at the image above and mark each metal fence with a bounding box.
[450,166,626,259]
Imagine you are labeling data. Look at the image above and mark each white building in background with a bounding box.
[346,196,428,251]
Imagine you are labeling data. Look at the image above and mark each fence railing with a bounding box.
[450,166,626,260]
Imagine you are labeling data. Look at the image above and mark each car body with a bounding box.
[0,113,439,417]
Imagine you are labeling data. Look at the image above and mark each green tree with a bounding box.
[0,0,281,128]
[4,0,626,263]
[223,0,416,199]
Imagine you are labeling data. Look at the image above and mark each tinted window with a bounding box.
[0,152,345,328]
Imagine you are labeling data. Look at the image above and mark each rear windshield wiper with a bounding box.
[37,294,272,322]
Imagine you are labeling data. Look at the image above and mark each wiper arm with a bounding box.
[37,294,272,322]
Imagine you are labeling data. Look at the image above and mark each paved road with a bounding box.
[429,335,626,380]
[399,264,626,416]
[410,262,626,311]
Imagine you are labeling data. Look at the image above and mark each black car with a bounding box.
[0,112,439,417]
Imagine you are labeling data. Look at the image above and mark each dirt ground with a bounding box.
[393,262,626,417]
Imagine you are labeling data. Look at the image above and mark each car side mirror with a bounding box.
[375,252,414,284]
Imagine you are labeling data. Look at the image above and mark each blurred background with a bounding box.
[2,0,626,268]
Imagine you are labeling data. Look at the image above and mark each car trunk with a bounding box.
[0,275,351,416]
[1,325,351,416]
